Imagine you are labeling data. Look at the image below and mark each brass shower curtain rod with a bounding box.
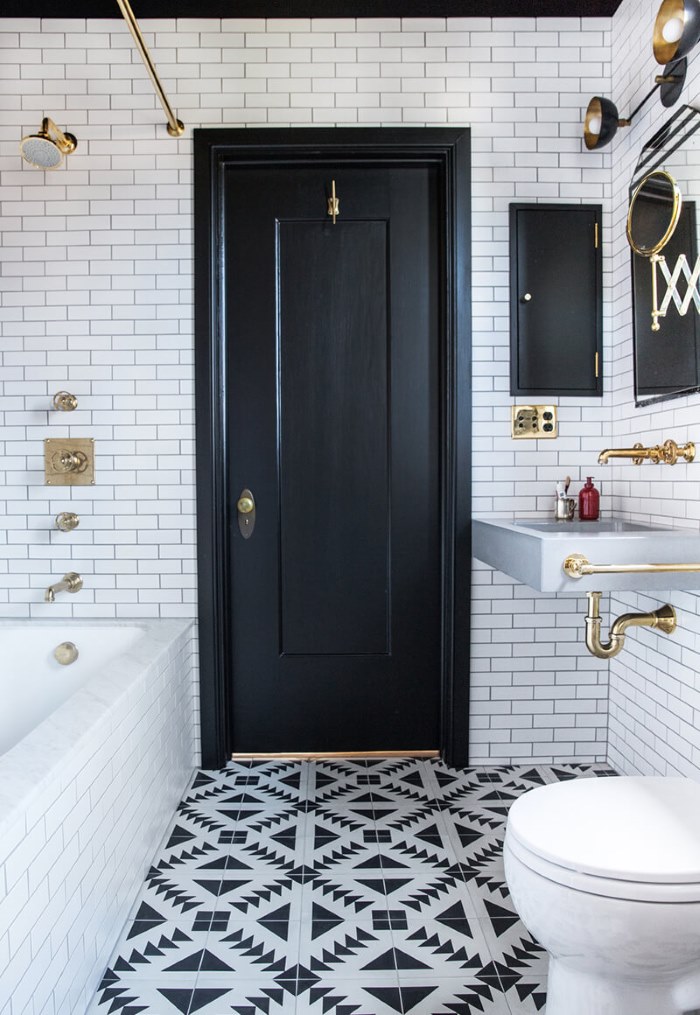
[115,0,185,137]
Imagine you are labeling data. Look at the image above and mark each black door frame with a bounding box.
[194,127,472,769]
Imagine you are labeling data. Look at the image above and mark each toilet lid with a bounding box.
[507,776,700,884]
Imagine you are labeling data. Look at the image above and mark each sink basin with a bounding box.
[511,520,653,534]
[473,516,700,592]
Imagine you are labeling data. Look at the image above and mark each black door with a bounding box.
[226,165,440,753]
[195,129,472,767]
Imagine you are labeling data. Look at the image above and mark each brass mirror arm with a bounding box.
[585,591,676,660]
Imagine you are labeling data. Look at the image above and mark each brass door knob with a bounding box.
[236,489,256,539]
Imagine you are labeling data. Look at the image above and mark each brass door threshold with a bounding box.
[231,750,440,761]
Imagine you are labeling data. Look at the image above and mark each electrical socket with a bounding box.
[511,405,558,439]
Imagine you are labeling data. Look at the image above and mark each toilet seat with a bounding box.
[506,776,700,903]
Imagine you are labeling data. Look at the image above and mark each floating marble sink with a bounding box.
[473,516,700,592]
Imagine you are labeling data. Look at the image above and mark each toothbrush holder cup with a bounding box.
[555,497,576,522]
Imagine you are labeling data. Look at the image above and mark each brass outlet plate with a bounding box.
[511,405,558,439]
[44,437,95,485]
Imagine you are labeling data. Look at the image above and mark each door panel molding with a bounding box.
[194,128,472,768]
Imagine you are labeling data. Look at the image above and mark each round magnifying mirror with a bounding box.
[627,169,682,256]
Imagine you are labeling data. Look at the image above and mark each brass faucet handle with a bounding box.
[632,442,646,466]
[53,390,78,412]
[668,439,696,464]
[55,511,80,532]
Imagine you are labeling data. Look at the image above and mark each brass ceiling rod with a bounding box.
[115,0,185,137]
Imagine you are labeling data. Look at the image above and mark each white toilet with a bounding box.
[503,776,700,1015]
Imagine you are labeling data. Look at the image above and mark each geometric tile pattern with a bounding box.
[87,760,616,1015]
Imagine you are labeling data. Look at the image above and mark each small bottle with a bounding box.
[579,477,600,522]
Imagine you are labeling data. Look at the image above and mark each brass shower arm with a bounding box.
[115,0,185,138]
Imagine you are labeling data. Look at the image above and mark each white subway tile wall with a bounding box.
[0,15,616,771]
[0,623,196,1015]
[608,0,700,779]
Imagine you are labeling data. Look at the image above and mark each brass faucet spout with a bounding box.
[597,440,695,466]
[44,572,83,603]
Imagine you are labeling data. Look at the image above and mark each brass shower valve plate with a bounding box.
[511,404,558,439]
[44,437,95,485]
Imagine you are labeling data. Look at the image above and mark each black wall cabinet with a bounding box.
[510,204,603,397]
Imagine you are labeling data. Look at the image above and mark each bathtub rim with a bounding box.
[0,617,194,844]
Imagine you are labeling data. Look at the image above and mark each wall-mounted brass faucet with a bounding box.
[584,591,676,659]
[45,572,83,604]
[598,439,695,465]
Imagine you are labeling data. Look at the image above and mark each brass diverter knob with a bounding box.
[44,438,95,486]
[53,390,78,412]
[52,449,88,474]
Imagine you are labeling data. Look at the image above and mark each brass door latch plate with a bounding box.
[44,438,95,485]
[511,405,558,439]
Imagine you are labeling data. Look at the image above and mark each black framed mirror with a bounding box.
[630,105,700,406]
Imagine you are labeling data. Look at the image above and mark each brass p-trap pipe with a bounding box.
[585,591,676,660]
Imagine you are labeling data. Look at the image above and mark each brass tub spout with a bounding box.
[597,439,695,465]
[585,591,676,659]
[45,572,83,603]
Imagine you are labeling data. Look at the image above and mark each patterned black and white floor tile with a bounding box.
[87,760,615,1015]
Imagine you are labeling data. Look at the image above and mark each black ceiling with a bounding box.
[2,0,623,19]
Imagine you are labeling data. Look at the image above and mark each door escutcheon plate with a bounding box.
[237,488,256,538]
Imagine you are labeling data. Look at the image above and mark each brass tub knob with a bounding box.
[54,642,79,666]
[53,391,78,411]
[55,512,80,532]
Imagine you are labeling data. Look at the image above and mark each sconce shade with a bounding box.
[654,0,700,64]
[584,96,628,150]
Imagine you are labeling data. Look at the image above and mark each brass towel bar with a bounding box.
[564,553,700,579]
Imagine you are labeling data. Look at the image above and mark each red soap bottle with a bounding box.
[579,477,600,521]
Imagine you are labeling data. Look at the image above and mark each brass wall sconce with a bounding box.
[583,79,684,150]
[116,0,184,137]
[584,0,700,151]
[20,118,77,170]
[654,0,700,65]
[44,438,95,486]
[52,391,78,412]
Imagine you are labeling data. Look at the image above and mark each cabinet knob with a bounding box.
[521,293,532,302]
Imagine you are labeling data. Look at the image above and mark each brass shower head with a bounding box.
[20,117,77,170]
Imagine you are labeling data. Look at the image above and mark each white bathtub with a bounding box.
[0,618,197,1015]
[0,623,147,756]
